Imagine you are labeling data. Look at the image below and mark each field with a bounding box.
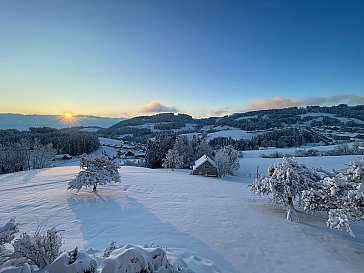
[1,155,364,272]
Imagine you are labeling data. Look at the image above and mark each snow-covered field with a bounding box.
[1,155,364,272]
[206,129,261,141]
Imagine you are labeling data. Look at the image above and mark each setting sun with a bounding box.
[64,112,73,119]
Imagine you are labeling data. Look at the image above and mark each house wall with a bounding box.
[193,161,218,177]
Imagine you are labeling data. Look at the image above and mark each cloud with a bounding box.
[210,107,232,117]
[244,94,364,111]
[244,97,302,111]
[141,101,178,113]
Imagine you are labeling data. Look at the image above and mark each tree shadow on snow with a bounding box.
[67,194,238,273]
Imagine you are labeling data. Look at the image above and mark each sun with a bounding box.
[64,112,73,119]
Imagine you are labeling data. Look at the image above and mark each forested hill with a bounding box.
[100,104,364,142]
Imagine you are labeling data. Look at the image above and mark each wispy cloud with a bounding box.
[244,97,302,111]
[141,101,178,113]
[244,94,364,111]
[210,107,232,117]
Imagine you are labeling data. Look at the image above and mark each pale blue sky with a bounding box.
[0,0,363,117]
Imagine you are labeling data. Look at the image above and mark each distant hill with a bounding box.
[99,105,364,143]
[0,114,125,130]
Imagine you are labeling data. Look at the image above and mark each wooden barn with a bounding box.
[192,155,218,177]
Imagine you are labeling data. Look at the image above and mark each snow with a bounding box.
[206,129,260,141]
[1,156,364,273]
[94,138,125,158]
[332,132,361,138]
[300,112,364,124]
[98,138,123,146]
[241,144,354,159]
[101,244,193,273]
[234,115,258,121]
[79,127,100,133]
[128,123,158,132]
[179,133,203,140]
[48,248,97,273]
[128,123,198,133]
[173,123,198,132]
[200,125,213,132]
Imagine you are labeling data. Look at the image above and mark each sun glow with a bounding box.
[64,112,73,119]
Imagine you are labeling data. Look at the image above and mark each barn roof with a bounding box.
[193,155,217,170]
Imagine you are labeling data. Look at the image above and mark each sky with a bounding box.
[0,0,363,118]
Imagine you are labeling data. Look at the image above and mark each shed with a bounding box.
[192,155,218,177]
[53,154,72,161]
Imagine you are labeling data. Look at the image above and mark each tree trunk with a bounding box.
[92,184,97,192]
[286,196,298,221]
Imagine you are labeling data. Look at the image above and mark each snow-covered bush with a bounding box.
[214,145,240,177]
[47,247,97,273]
[302,158,364,236]
[101,244,193,273]
[12,227,62,269]
[0,219,19,265]
[0,219,18,248]
[68,154,121,192]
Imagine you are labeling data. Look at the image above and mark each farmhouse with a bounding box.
[192,155,218,177]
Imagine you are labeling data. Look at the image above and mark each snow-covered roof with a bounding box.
[193,155,217,170]
[54,154,72,159]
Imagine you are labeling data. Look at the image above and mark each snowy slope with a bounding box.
[300,112,364,125]
[1,157,364,273]
[206,129,260,141]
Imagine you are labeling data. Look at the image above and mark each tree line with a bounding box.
[145,132,240,177]
[209,128,320,151]
[0,127,99,156]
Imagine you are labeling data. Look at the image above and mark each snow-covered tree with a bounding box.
[214,145,240,177]
[251,157,321,220]
[173,137,194,168]
[68,154,121,192]
[162,148,184,170]
[31,139,55,169]
[302,157,364,236]
[13,227,62,269]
